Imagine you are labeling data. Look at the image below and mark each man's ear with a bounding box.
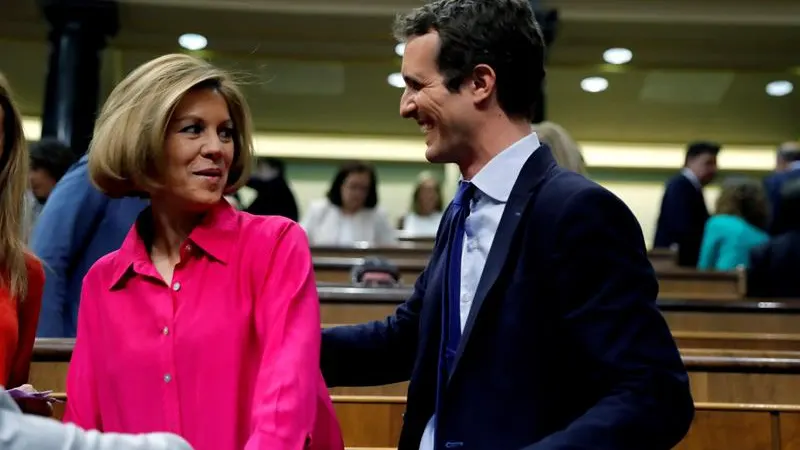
[469,64,497,105]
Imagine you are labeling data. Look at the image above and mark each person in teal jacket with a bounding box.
[698,177,770,270]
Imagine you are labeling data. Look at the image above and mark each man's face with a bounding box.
[29,168,56,203]
[398,32,474,165]
[687,153,718,186]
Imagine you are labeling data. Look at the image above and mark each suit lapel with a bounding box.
[447,145,557,382]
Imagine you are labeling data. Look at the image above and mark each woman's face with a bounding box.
[340,171,371,212]
[156,87,236,211]
[416,179,440,215]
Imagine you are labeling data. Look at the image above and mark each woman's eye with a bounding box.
[219,128,234,141]
[181,124,202,134]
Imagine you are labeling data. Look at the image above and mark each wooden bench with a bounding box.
[313,257,427,284]
[314,260,745,299]
[658,267,745,300]
[332,396,800,449]
[312,243,433,261]
[44,391,800,450]
[648,247,678,271]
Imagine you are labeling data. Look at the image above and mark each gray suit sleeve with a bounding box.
[0,391,192,450]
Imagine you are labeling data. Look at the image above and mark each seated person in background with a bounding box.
[24,138,77,237]
[747,178,800,298]
[1,386,192,450]
[697,177,769,270]
[64,54,342,450]
[301,161,396,246]
[350,257,401,287]
[399,173,443,237]
[0,75,45,395]
[243,157,299,221]
[531,121,587,175]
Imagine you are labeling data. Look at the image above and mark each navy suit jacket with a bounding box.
[653,173,709,267]
[764,169,800,235]
[321,146,694,450]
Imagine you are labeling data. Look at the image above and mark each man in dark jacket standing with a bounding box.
[654,141,720,266]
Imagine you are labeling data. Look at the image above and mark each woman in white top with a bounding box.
[400,175,444,237]
[301,162,397,246]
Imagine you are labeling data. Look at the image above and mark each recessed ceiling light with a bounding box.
[603,48,632,65]
[395,43,406,57]
[581,76,608,93]
[178,33,207,51]
[766,80,793,97]
[387,72,405,88]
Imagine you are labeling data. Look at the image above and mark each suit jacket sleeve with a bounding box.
[0,388,192,450]
[745,243,771,297]
[528,187,694,450]
[30,162,107,337]
[657,179,692,243]
[320,264,427,387]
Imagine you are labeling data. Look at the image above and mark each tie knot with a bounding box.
[452,181,474,207]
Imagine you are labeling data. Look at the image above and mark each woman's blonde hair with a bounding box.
[89,53,254,198]
[715,177,770,230]
[0,73,31,300]
[531,121,587,175]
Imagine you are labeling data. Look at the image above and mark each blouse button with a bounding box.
[164,373,172,383]
[162,326,169,335]
[172,282,181,292]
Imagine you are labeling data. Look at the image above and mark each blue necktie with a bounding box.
[435,181,474,446]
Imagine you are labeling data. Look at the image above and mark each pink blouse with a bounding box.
[64,201,343,450]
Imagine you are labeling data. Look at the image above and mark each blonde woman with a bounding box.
[63,55,343,450]
[0,74,44,393]
[531,121,587,175]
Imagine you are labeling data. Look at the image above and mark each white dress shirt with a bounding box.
[402,212,444,238]
[300,199,398,246]
[419,132,540,450]
[0,387,192,450]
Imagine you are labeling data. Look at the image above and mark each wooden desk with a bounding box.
[313,257,427,284]
[315,259,745,299]
[312,243,433,261]
[648,248,678,271]
[658,268,745,300]
[332,396,800,449]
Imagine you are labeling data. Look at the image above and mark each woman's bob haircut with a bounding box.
[88,53,254,198]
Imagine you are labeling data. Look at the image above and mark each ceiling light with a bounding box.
[178,33,208,51]
[395,43,406,57]
[603,48,632,65]
[387,72,405,88]
[766,80,793,97]
[580,76,608,93]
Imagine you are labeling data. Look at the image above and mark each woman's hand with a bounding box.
[12,384,55,417]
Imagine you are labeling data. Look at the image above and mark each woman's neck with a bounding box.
[149,201,204,263]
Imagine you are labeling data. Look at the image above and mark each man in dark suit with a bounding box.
[763,141,800,235]
[748,177,800,297]
[653,141,720,266]
[321,1,693,449]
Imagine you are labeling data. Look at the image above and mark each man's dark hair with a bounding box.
[393,0,545,121]
[777,142,800,163]
[29,138,76,182]
[684,141,720,166]
[326,161,378,209]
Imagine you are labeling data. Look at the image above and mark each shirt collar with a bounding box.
[681,167,702,190]
[109,200,239,289]
[468,132,540,202]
